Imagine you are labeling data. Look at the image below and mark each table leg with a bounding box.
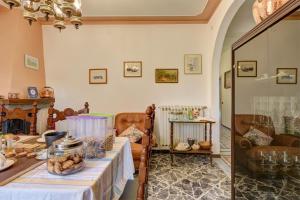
[170,122,174,165]
[204,123,207,141]
[209,123,212,146]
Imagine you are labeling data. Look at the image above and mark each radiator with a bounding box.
[155,105,208,149]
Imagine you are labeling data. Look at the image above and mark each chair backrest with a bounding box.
[47,102,89,130]
[0,102,38,135]
[114,104,156,136]
[114,113,146,135]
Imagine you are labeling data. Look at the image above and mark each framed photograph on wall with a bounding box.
[24,54,39,70]
[184,54,202,74]
[237,61,257,77]
[224,70,232,89]
[27,87,39,99]
[123,61,142,77]
[89,68,107,84]
[276,68,297,84]
[155,69,178,83]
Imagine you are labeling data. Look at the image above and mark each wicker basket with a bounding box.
[104,134,114,151]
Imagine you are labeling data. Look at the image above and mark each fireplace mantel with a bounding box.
[0,98,55,105]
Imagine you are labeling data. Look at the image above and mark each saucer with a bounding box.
[0,159,15,172]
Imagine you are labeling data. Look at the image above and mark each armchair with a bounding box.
[235,114,300,175]
[115,105,155,170]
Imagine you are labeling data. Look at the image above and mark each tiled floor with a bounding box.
[148,153,231,200]
[235,168,300,200]
[220,126,231,168]
[220,126,231,152]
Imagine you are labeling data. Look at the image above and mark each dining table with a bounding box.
[0,137,135,200]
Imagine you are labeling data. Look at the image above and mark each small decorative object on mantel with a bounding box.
[184,54,202,74]
[237,61,257,77]
[0,95,4,99]
[155,69,178,83]
[24,54,39,70]
[89,68,108,84]
[40,87,55,98]
[8,92,19,99]
[276,68,298,84]
[252,0,289,24]
[27,87,39,99]
[124,61,142,77]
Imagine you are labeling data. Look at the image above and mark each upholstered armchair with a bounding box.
[115,105,155,170]
[234,114,300,175]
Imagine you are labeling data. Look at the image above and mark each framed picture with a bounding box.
[25,54,39,70]
[224,70,232,89]
[89,68,107,84]
[155,69,178,83]
[184,54,202,74]
[27,87,39,99]
[123,61,142,77]
[276,68,297,84]
[237,61,257,77]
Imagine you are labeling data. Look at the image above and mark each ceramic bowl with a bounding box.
[199,141,211,150]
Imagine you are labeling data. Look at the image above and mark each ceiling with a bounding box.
[81,0,208,17]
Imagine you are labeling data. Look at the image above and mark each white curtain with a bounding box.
[252,96,300,134]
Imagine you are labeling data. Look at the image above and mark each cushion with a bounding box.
[119,124,144,143]
[131,142,143,160]
[243,128,273,146]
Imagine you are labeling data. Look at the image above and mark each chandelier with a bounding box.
[1,0,82,30]
[252,0,289,24]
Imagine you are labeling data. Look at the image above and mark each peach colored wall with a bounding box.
[0,6,45,98]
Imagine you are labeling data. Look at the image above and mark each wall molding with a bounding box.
[40,0,220,25]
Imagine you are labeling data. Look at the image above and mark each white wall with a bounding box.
[43,24,213,112]
[43,0,241,154]
[220,0,256,128]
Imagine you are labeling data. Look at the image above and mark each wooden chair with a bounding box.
[136,112,153,200]
[0,102,38,135]
[47,102,89,130]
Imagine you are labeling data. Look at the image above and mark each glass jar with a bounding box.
[47,135,84,175]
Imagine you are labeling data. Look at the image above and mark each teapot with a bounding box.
[40,87,54,98]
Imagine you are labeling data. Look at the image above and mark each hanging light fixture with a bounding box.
[70,0,82,29]
[252,0,289,24]
[53,2,66,31]
[1,0,83,30]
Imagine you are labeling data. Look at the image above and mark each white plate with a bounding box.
[36,138,45,143]
[0,159,15,172]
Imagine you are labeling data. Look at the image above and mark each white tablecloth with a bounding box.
[0,137,134,200]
